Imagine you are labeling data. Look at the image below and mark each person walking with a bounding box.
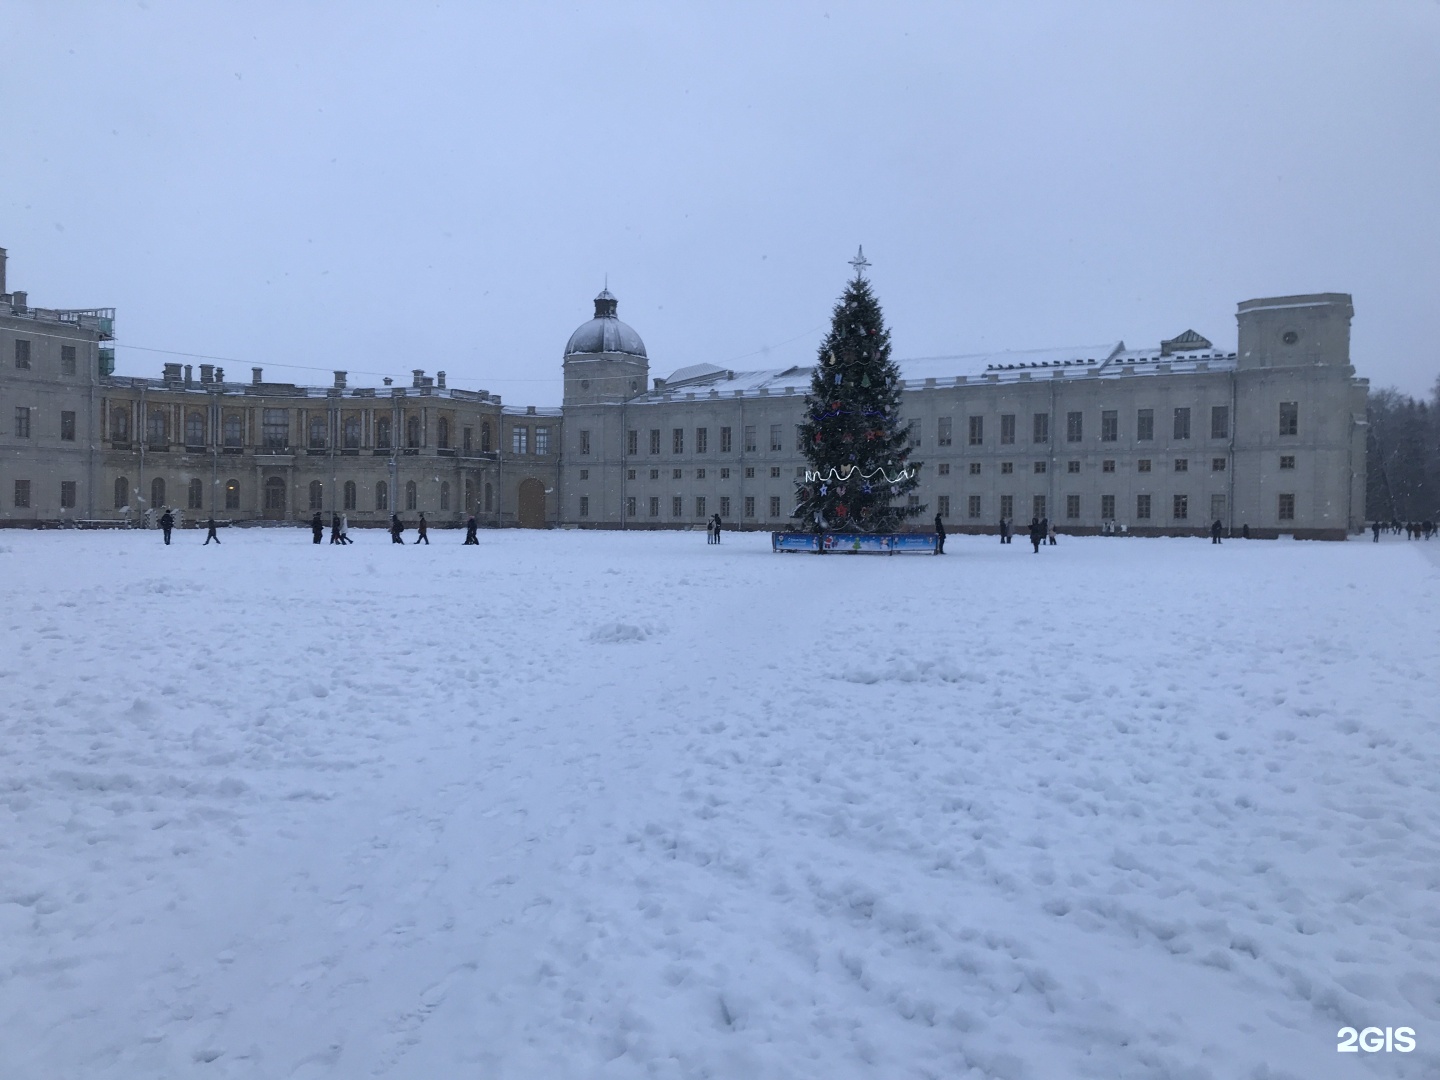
[1372,521,1381,542]
[203,515,220,545]
[330,513,343,545]
[311,511,324,544]
[414,512,429,545]
[1211,518,1223,544]
[463,514,479,544]
[712,513,722,544]
[934,511,946,555]
[1029,517,1043,553]
[339,514,353,544]
[999,517,1009,545]
[160,507,175,546]
[390,513,405,544]
[1046,519,1057,546]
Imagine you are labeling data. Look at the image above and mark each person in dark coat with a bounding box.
[1242,523,1250,539]
[413,512,429,545]
[311,511,324,544]
[999,517,1009,544]
[1372,521,1382,542]
[1211,518,1223,544]
[390,513,405,544]
[1028,517,1043,553]
[330,513,343,544]
[934,512,946,554]
[203,516,220,545]
[159,508,175,546]
[463,515,479,544]
[712,513,722,544]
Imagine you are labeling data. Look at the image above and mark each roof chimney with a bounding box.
[199,363,214,384]
[412,369,425,388]
[252,367,263,385]
[215,367,224,383]
[334,370,347,389]
[11,290,26,313]
[163,363,183,386]
[184,364,193,387]
[436,370,446,389]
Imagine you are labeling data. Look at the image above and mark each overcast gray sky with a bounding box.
[3,1,1438,403]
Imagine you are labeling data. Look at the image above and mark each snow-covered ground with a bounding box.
[1,527,1437,1079]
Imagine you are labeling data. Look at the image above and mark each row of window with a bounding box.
[11,340,79,375]
[107,409,521,454]
[8,479,78,508]
[578,494,786,519]
[105,477,498,514]
[7,407,78,440]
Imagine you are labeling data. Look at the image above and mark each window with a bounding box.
[1211,405,1229,440]
[744,425,757,452]
[480,422,491,452]
[938,416,953,446]
[769,466,781,478]
[263,477,285,511]
[908,495,920,509]
[484,483,493,512]
[580,469,590,480]
[262,409,288,448]
[309,480,324,510]
[1066,460,1080,474]
[1001,462,1014,475]
[672,495,683,517]
[719,496,730,517]
[1279,402,1298,437]
[579,496,589,517]
[1033,495,1046,520]
[464,480,473,511]
[512,426,528,454]
[672,468,683,480]
[114,477,130,509]
[61,411,77,442]
[14,479,31,508]
[907,420,920,448]
[1173,494,1189,520]
[345,416,361,448]
[968,416,984,445]
[437,418,449,449]
[650,429,661,454]
[649,496,660,517]
[61,345,76,375]
[744,495,755,518]
[1034,461,1047,474]
[578,429,590,455]
[969,462,981,476]
[1211,494,1227,521]
[1033,412,1050,444]
[1137,408,1154,442]
[1101,410,1118,442]
[1278,493,1295,521]
[1280,455,1295,470]
[440,482,450,511]
[720,427,732,453]
[183,412,209,447]
[1101,494,1115,519]
[672,428,685,454]
[937,495,950,518]
[1000,495,1014,520]
[938,463,950,476]
[377,416,393,449]
[769,496,782,518]
[15,405,31,438]
[61,480,77,509]
[309,417,327,449]
[147,409,168,447]
[225,479,240,510]
[1102,459,1115,473]
[1173,407,1191,441]
[535,426,550,455]
[406,415,421,448]
[1174,458,1188,472]
[1066,494,1080,519]
[1000,414,1015,445]
[1138,459,1152,473]
[344,481,357,510]
[627,429,638,455]
[1136,494,1151,520]
[696,428,707,454]
[14,340,31,369]
[405,481,417,510]
[720,468,730,479]
[224,414,243,447]
[625,496,636,517]
[648,468,659,480]
[375,480,389,510]
[968,494,982,518]
[1066,411,1083,442]
[696,496,706,518]
[188,478,203,510]
[112,408,131,442]
[744,466,755,479]
[1212,458,1227,472]
[696,468,706,480]
[151,477,166,508]
[463,426,472,453]
[769,424,783,452]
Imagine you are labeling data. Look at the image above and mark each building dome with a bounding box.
[564,289,647,358]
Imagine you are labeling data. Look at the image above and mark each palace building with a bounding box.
[1,245,1368,538]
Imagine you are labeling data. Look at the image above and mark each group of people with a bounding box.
[311,512,355,545]
[1372,519,1436,541]
[706,513,724,544]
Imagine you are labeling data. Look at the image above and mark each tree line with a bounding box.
[1367,377,1440,521]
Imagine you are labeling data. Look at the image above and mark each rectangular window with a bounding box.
[1137,408,1154,441]
[1066,494,1080,519]
[769,466,781,478]
[463,426,473,452]
[908,419,919,447]
[1279,402,1299,436]
[744,466,755,479]
[937,416,953,446]
[696,428,707,454]
[1278,493,1295,520]
[1101,494,1115,519]
[744,495,756,518]
[61,345,76,375]
[535,426,550,455]
[1173,494,1189,520]
[14,340,31,369]
[968,415,983,445]
[672,495,683,517]
[1034,461,1047,474]
[627,429,638,455]
[1210,405,1229,440]
[697,468,706,480]
[937,463,950,476]
[579,469,589,480]
[1033,412,1050,444]
[969,462,981,475]
[1066,460,1080,474]
[796,425,805,453]
[744,425,756,452]
[1101,410,1118,442]
[1173,407,1191,441]
[1174,458,1188,472]
[769,495,782,518]
[649,468,659,480]
[627,469,636,480]
[673,428,684,454]
[648,496,660,517]
[1102,459,1115,473]
[1212,458,1227,472]
[1280,455,1295,470]
[1066,411,1083,442]
[719,496,730,517]
[649,429,661,454]
[1136,493,1151,520]
[579,496,589,517]
[60,411,76,441]
[720,467,730,479]
[1000,414,1016,445]
[769,424,782,452]
[696,496,706,518]
[578,429,589,455]
[968,494,982,518]
[14,479,31,508]
[720,426,732,453]
[262,408,288,448]
[937,495,950,518]
[673,468,683,480]
[60,480,77,508]
[1033,495,1047,520]
[1001,462,1014,475]
[512,426,528,454]
[908,494,920,509]
[1211,493,1227,521]
[1138,459,1152,473]
[626,496,636,517]
[15,406,31,438]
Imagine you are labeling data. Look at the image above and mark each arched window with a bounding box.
[147,410,168,448]
[406,416,421,448]
[264,476,286,510]
[440,481,450,510]
[343,416,360,448]
[114,476,130,509]
[185,412,205,447]
[343,481,357,510]
[112,409,130,441]
[188,477,203,509]
[481,422,491,453]
[464,479,474,513]
[223,414,243,447]
[484,482,493,512]
[376,416,392,449]
[437,417,449,449]
[308,480,323,510]
[375,480,388,510]
[225,478,240,509]
[405,480,417,510]
[151,477,166,508]
[309,417,327,449]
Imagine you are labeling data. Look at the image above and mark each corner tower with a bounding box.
[562,288,649,405]
[1236,293,1353,371]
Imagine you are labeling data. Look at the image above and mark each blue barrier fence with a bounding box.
[771,532,939,554]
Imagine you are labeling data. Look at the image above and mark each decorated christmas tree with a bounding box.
[794,249,923,532]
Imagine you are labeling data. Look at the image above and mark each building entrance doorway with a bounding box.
[263,476,288,520]
[517,478,546,529]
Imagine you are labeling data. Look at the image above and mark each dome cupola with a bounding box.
[564,288,647,358]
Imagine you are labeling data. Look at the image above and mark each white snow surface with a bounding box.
[1,528,1437,1079]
